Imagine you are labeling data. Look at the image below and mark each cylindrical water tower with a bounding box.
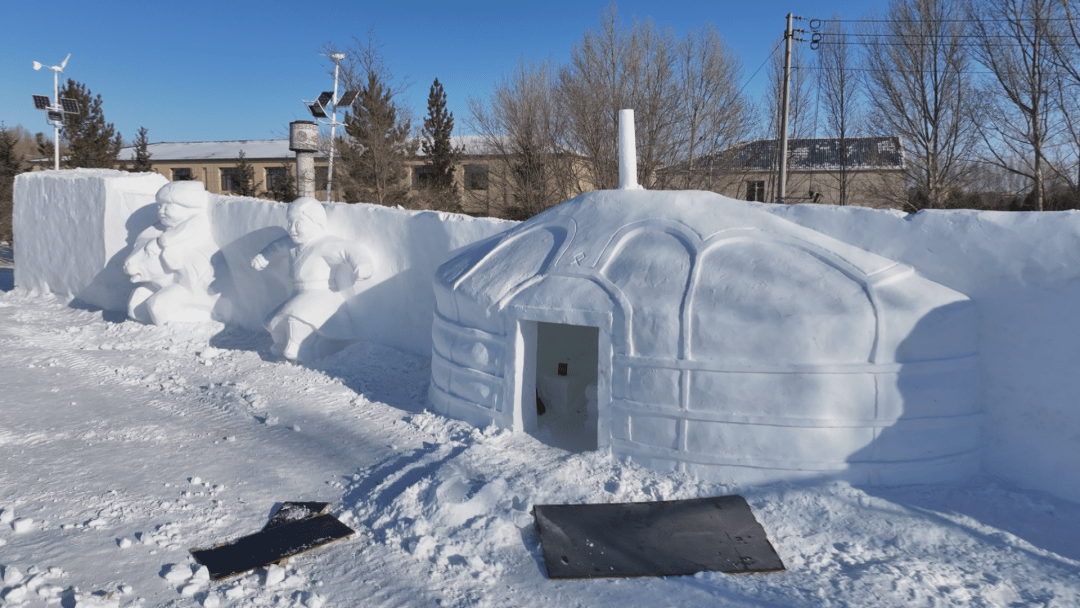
[289,121,319,199]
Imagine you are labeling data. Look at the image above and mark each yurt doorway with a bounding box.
[531,321,600,452]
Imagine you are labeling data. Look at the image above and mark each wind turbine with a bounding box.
[31,54,79,170]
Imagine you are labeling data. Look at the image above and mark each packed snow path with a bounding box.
[1,288,1080,607]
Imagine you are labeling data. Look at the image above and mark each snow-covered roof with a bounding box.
[682,136,906,173]
[117,134,497,162]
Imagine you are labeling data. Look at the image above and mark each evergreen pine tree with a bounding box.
[35,132,55,161]
[232,150,260,197]
[421,78,458,190]
[128,126,153,172]
[264,163,297,202]
[58,79,122,168]
[419,78,461,212]
[340,71,417,206]
[0,123,25,244]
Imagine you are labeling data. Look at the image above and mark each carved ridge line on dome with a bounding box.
[613,439,982,471]
[431,349,504,383]
[432,312,505,342]
[611,399,983,428]
[613,353,978,374]
[429,388,502,422]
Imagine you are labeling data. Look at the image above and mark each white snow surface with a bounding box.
[1,289,1079,607]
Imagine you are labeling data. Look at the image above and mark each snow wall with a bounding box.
[12,170,1080,502]
[12,170,514,357]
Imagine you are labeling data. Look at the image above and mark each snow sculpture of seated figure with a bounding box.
[251,197,373,362]
[124,181,218,324]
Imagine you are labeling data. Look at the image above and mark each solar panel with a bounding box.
[60,98,80,114]
[32,95,51,110]
[316,91,334,107]
[337,90,358,108]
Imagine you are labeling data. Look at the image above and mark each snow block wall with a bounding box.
[13,171,514,357]
[431,189,981,486]
[761,204,1080,502]
[13,170,169,311]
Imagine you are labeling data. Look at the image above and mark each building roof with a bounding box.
[117,135,495,162]
[690,136,906,173]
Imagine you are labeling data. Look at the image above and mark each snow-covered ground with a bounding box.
[2,282,1080,607]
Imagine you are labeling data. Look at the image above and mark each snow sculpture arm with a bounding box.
[252,236,294,271]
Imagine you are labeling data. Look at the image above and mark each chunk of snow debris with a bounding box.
[117,537,132,548]
[0,508,13,524]
[87,518,106,528]
[36,584,64,599]
[11,517,35,533]
[2,585,28,602]
[197,348,220,360]
[304,592,327,608]
[189,476,201,484]
[179,583,200,596]
[191,566,210,583]
[161,563,192,583]
[223,584,247,599]
[202,594,221,608]
[264,564,286,586]
[118,584,133,595]
[2,565,25,585]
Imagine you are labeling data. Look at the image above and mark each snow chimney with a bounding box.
[618,109,643,190]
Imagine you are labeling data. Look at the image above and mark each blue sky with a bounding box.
[2,0,886,146]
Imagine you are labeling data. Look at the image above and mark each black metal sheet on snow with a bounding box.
[533,495,784,579]
[191,513,354,580]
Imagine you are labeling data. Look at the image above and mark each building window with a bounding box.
[465,165,489,191]
[265,166,289,190]
[745,180,765,202]
[221,168,240,192]
[412,165,433,189]
[172,168,193,181]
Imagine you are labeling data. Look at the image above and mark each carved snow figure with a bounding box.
[124,181,219,324]
[252,197,373,362]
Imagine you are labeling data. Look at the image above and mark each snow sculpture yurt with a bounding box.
[429,112,980,486]
[429,189,980,485]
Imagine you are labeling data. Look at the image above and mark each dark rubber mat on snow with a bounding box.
[192,512,353,580]
[533,495,784,579]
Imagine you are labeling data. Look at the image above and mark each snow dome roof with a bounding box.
[435,188,972,366]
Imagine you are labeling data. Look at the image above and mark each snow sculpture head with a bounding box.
[286,197,328,246]
[251,197,374,362]
[156,181,210,228]
[123,181,219,325]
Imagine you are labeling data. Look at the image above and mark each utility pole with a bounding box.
[777,13,795,204]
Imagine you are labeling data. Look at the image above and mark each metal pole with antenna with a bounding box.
[303,53,357,203]
[31,54,76,171]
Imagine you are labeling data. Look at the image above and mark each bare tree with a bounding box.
[660,24,755,190]
[468,59,580,219]
[968,0,1061,211]
[817,16,862,205]
[861,0,979,209]
[558,5,679,189]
